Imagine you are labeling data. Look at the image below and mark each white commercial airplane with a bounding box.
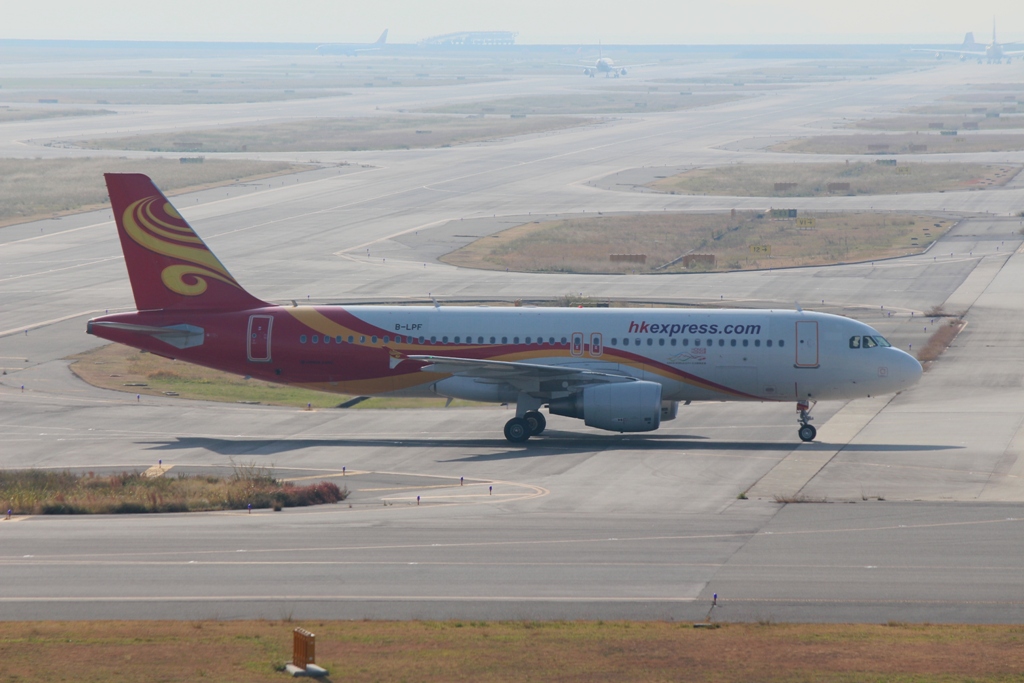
[89,174,923,444]
[922,21,1024,63]
[316,29,388,56]
[559,46,655,77]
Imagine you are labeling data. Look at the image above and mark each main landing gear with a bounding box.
[504,411,546,443]
[797,401,817,442]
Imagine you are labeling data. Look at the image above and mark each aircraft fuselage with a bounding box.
[89,305,921,404]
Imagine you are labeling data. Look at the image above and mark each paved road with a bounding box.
[1,51,1024,622]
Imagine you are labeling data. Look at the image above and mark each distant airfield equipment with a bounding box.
[286,628,328,677]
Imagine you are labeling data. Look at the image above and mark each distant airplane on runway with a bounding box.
[558,45,655,77]
[921,20,1023,63]
[88,174,922,444]
[316,29,388,56]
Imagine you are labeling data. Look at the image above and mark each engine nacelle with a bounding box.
[549,381,662,432]
[661,400,679,421]
[431,377,518,404]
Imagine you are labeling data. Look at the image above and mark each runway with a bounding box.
[2,48,1024,622]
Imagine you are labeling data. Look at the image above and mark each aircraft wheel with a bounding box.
[798,424,817,442]
[504,417,531,443]
[524,411,546,435]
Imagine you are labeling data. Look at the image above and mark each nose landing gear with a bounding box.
[797,401,817,442]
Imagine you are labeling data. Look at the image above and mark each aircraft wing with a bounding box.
[408,355,635,385]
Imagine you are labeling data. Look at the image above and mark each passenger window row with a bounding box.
[299,334,573,346]
[609,338,784,348]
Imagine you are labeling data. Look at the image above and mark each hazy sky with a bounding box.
[5,0,1024,44]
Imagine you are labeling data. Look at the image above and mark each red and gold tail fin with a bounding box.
[105,173,267,312]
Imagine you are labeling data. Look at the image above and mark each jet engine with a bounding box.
[549,381,662,432]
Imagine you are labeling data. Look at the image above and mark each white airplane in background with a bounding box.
[316,29,388,56]
[922,20,1024,63]
[89,174,923,444]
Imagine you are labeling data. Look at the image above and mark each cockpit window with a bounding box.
[853,335,892,349]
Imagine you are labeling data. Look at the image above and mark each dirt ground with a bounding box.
[1,620,1022,683]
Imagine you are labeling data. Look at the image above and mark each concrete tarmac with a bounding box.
[2,52,1024,622]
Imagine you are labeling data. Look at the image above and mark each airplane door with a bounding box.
[589,333,603,357]
[795,320,819,368]
[247,315,273,362]
[571,332,584,357]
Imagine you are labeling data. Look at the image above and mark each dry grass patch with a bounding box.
[424,91,742,115]
[770,133,1024,155]
[76,116,592,153]
[649,161,1020,197]
[917,317,967,366]
[907,104,1021,116]
[946,91,1024,104]
[853,115,1024,131]
[441,211,954,273]
[0,465,346,515]
[0,621,1023,682]
[69,343,481,409]
[0,106,115,122]
[0,157,303,227]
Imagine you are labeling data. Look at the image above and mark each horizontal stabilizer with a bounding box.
[88,321,205,349]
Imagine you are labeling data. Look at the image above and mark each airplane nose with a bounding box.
[894,349,923,390]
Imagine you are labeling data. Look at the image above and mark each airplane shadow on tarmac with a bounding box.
[140,434,962,461]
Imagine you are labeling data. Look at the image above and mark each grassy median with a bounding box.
[441,211,954,273]
[649,161,1020,197]
[76,115,593,153]
[0,157,304,227]
[423,91,741,115]
[0,620,1022,682]
[852,115,1024,131]
[770,132,1024,154]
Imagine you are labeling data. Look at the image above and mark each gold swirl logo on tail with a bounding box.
[122,197,243,297]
